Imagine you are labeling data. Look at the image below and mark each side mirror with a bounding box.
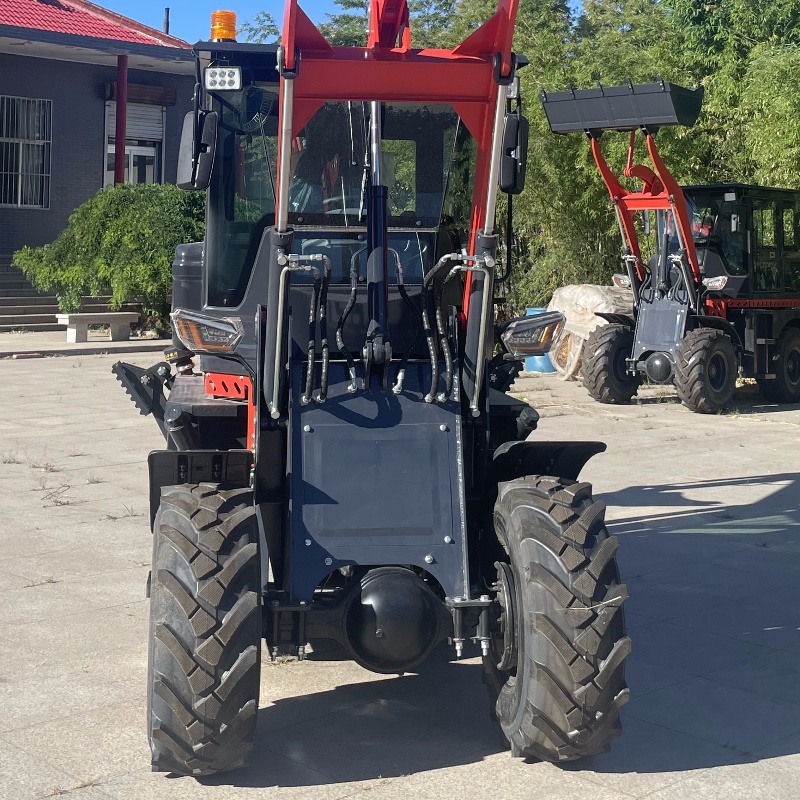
[500,112,529,195]
[731,213,740,233]
[177,110,217,191]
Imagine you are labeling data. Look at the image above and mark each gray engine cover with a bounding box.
[287,362,468,603]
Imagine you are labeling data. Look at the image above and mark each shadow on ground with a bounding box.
[191,473,799,789]
[604,473,799,541]
[632,382,800,414]
[195,652,504,788]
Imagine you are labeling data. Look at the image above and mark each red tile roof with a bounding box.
[1,0,190,48]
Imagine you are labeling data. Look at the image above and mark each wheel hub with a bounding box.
[787,347,800,387]
[492,561,518,672]
[708,352,727,391]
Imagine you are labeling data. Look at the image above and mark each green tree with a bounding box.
[13,184,205,319]
[319,0,370,45]
[239,10,280,43]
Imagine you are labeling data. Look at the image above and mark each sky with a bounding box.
[104,0,584,46]
[102,1,330,44]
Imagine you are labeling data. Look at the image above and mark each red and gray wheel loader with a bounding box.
[541,82,800,413]
[113,0,629,775]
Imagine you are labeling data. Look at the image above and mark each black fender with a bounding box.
[688,315,743,349]
[595,312,635,329]
[491,440,607,486]
[147,449,252,530]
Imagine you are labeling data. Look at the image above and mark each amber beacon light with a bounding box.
[210,10,237,41]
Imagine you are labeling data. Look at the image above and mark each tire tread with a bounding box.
[148,484,260,777]
[489,476,629,762]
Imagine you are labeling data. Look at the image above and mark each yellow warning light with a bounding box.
[210,10,237,41]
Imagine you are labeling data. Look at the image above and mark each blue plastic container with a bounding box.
[524,307,557,373]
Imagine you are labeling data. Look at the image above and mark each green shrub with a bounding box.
[13,184,205,319]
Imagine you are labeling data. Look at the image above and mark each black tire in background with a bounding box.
[673,328,737,413]
[581,324,641,404]
[148,484,261,776]
[485,476,630,761]
[758,327,800,403]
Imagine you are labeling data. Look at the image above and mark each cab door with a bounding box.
[751,196,781,294]
[779,196,800,296]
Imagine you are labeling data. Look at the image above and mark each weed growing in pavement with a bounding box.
[44,779,101,797]
[85,475,103,484]
[23,576,59,588]
[1,453,20,464]
[42,485,70,506]
[31,461,58,473]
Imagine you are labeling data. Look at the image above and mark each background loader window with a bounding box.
[753,201,779,292]
[782,203,800,293]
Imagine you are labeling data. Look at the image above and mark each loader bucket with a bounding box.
[539,81,703,134]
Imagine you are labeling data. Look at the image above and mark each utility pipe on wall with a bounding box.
[114,54,128,185]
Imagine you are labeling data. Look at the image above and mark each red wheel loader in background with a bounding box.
[541,82,800,413]
[113,0,629,775]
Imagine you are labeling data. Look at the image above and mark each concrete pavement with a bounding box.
[0,352,798,799]
[0,330,169,359]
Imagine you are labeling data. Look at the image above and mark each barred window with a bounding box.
[0,96,52,209]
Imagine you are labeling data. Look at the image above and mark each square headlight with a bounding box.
[204,66,242,91]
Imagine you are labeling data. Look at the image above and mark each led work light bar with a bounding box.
[204,66,242,91]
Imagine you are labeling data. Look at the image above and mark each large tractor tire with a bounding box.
[581,324,640,404]
[758,327,800,404]
[485,476,630,762]
[148,484,261,776]
[674,328,737,413]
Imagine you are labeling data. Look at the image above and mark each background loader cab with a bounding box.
[113,1,630,777]
[541,82,800,413]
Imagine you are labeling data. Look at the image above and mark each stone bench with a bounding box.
[55,312,139,343]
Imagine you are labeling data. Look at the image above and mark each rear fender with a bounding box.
[688,315,742,349]
[491,440,607,485]
[595,312,635,328]
[147,449,252,530]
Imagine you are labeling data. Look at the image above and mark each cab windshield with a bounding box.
[684,191,747,276]
[205,92,475,305]
[288,101,474,232]
[651,193,747,277]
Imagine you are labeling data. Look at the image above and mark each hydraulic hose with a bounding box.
[301,271,321,405]
[435,266,467,401]
[317,256,331,402]
[421,287,439,403]
[420,254,461,403]
[336,249,364,392]
[392,253,422,395]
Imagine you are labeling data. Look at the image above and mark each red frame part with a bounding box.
[205,373,256,450]
[590,130,701,284]
[279,0,519,318]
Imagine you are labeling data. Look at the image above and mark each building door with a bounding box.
[104,102,164,187]
[106,144,158,185]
